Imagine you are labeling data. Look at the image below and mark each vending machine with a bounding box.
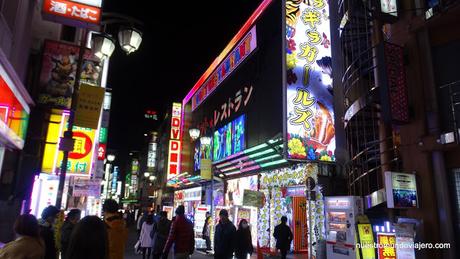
[325,196,363,259]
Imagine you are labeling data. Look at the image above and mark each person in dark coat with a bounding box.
[234,219,253,259]
[162,206,194,259]
[152,211,171,259]
[213,209,236,259]
[201,212,212,252]
[273,216,293,259]
[66,216,109,259]
[60,209,81,259]
[39,205,60,259]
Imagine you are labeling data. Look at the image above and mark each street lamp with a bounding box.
[149,175,156,181]
[91,33,116,61]
[189,128,200,141]
[118,27,143,54]
[200,136,211,146]
[144,172,150,178]
[107,154,116,162]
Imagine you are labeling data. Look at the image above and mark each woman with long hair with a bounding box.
[66,216,109,259]
[234,219,253,259]
[0,214,45,259]
[139,214,154,259]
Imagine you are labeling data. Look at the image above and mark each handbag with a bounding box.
[134,240,141,254]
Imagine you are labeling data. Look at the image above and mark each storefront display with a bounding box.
[182,187,202,222]
[258,163,324,255]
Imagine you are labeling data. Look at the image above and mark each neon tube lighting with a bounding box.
[240,164,261,173]
[254,154,281,163]
[182,0,273,106]
[244,143,268,154]
[248,148,275,159]
[0,105,9,124]
[260,159,287,168]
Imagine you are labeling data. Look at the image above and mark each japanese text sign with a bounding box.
[167,103,182,179]
[358,224,376,259]
[42,0,101,28]
[74,84,105,129]
[192,26,257,111]
[285,0,336,162]
[97,143,106,160]
[377,233,396,259]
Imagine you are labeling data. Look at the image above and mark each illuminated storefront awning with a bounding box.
[0,49,33,149]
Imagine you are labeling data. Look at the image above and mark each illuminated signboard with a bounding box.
[377,233,396,259]
[144,110,158,120]
[167,103,182,179]
[71,0,102,7]
[213,114,245,161]
[147,142,157,168]
[285,0,335,162]
[191,26,257,111]
[358,224,376,259]
[0,74,30,149]
[97,143,106,160]
[99,127,107,143]
[41,111,96,175]
[42,0,101,28]
[111,166,119,194]
[380,0,398,17]
[385,172,418,208]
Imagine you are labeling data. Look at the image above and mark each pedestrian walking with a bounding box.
[139,214,154,259]
[162,205,194,259]
[60,209,81,259]
[103,199,128,259]
[201,212,212,253]
[0,214,45,259]
[66,216,108,259]
[273,216,293,259]
[152,211,171,259]
[137,210,147,237]
[234,219,253,259]
[214,209,236,259]
[38,205,60,259]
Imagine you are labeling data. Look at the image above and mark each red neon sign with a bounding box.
[43,0,101,25]
[97,143,106,160]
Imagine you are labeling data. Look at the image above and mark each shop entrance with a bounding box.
[292,196,308,253]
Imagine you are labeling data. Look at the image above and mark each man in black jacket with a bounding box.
[273,216,293,259]
[39,205,60,259]
[60,209,81,259]
[214,209,236,259]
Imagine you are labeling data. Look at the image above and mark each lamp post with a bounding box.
[55,14,143,208]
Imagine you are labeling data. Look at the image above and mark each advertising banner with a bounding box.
[74,83,105,129]
[73,178,101,196]
[212,114,245,161]
[226,175,257,206]
[167,103,182,180]
[377,233,396,259]
[285,0,335,162]
[42,0,101,28]
[357,224,376,259]
[38,40,102,108]
[242,189,265,208]
[385,171,417,208]
[200,159,212,180]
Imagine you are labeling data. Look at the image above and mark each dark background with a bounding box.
[103,0,264,154]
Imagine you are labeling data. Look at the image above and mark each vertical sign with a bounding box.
[285,0,335,162]
[131,159,139,194]
[377,233,396,259]
[167,103,182,180]
[357,224,376,259]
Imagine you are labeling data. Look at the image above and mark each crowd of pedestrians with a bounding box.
[0,201,294,259]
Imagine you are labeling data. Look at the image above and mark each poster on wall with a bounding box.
[38,40,102,109]
[73,178,101,197]
[243,189,265,208]
[385,171,418,208]
[226,175,257,206]
[285,0,335,162]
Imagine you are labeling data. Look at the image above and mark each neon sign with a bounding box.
[167,103,182,179]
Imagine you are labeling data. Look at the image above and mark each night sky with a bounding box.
[103,0,263,155]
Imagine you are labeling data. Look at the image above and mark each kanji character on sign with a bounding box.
[75,162,87,173]
[290,107,313,131]
[243,85,253,106]
[293,88,315,108]
[234,90,243,112]
[301,9,321,29]
[73,138,85,154]
[220,102,228,121]
[298,42,319,63]
[307,30,321,45]
[50,1,67,14]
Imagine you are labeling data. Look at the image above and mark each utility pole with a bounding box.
[55,29,88,208]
